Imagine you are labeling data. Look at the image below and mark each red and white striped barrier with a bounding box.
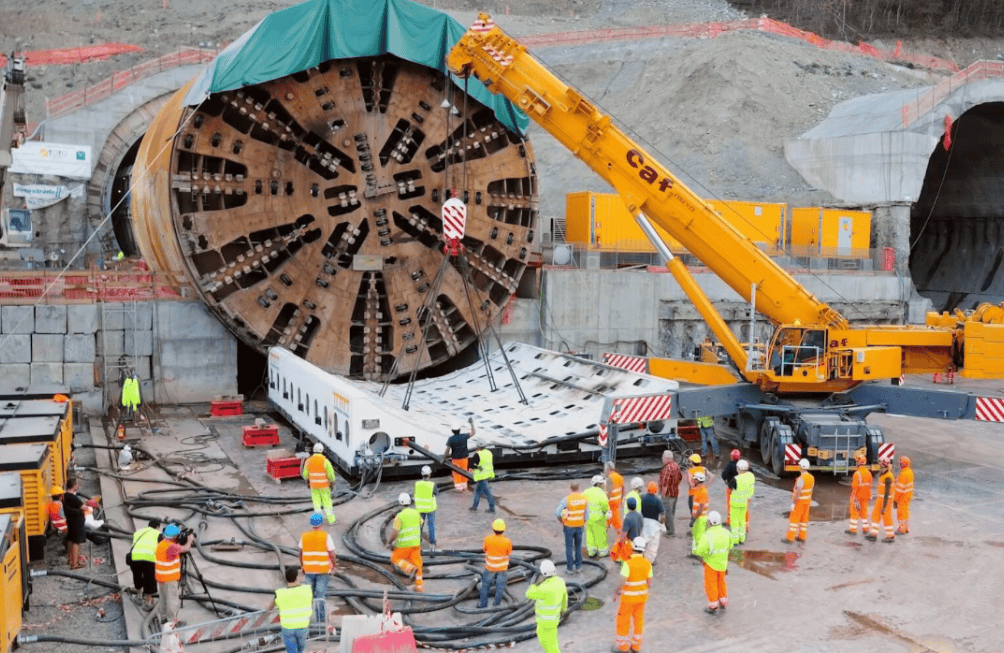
[599,394,673,446]
[602,353,648,374]
[976,397,1004,422]
[784,443,801,465]
[878,442,895,461]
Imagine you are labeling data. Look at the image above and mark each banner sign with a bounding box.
[10,142,93,179]
[12,183,83,209]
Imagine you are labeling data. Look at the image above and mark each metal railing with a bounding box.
[547,241,895,274]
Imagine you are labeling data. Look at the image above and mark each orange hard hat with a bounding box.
[646,481,658,494]
[899,456,911,468]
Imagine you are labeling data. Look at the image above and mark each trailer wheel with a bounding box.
[759,420,772,467]
[771,430,785,477]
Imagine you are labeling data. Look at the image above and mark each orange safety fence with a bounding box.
[0,269,189,304]
[900,59,1004,126]
[0,44,144,68]
[45,47,219,119]
[521,17,959,74]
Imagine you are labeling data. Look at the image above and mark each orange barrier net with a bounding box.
[521,18,959,74]
[0,44,144,68]
[900,60,1004,126]
[45,47,218,119]
[0,269,187,304]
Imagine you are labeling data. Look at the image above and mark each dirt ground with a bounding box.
[6,0,1004,208]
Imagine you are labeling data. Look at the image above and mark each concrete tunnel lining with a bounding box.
[910,102,1004,312]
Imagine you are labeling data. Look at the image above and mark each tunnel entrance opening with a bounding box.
[110,137,144,257]
[237,338,268,400]
[910,102,1004,313]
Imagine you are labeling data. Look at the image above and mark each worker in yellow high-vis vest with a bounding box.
[526,559,568,653]
[129,518,162,609]
[268,566,313,653]
[414,465,439,550]
[301,443,337,524]
[389,493,424,591]
[470,446,496,513]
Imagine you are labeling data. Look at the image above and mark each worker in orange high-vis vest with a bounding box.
[299,513,337,624]
[784,459,814,543]
[301,443,337,524]
[845,454,873,535]
[894,456,914,534]
[606,461,624,531]
[156,524,195,625]
[867,458,896,543]
[687,454,706,516]
[48,485,67,535]
[389,493,425,591]
[555,482,589,575]
[479,519,513,608]
[613,537,653,652]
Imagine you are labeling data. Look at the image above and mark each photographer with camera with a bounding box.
[156,524,195,626]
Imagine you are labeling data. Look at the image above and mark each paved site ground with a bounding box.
[18,376,1002,653]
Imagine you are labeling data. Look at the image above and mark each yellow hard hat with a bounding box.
[492,518,506,532]
[52,485,64,495]
[689,454,701,464]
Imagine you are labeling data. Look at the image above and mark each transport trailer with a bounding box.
[267,343,681,478]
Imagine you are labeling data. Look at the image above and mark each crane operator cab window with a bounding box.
[769,327,826,376]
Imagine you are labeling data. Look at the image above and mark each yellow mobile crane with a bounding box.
[447,15,1004,474]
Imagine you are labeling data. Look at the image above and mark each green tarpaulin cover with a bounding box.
[184,0,528,135]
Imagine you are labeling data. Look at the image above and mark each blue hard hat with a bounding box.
[626,497,637,510]
[164,524,180,538]
[310,513,323,527]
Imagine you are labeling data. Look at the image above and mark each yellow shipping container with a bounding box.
[564,192,785,253]
[790,208,871,257]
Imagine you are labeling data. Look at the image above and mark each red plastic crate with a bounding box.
[211,398,243,417]
[267,456,302,483]
[242,425,279,447]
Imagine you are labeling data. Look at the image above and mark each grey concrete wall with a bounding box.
[0,299,237,414]
[532,268,910,361]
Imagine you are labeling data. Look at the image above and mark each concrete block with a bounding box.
[124,330,154,357]
[156,302,230,339]
[2,363,30,387]
[136,302,153,330]
[101,305,126,330]
[31,362,63,385]
[1,306,33,334]
[97,330,125,358]
[32,334,64,363]
[64,334,96,363]
[34,305,67,334]
[135,356,152,381]
[78,391,104,415]
[64,363,96,392]
[67,305,99,334]
[0,335,31,363]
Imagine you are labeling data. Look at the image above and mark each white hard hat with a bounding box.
[632,536,647,552]
[799,458,810,470]
[313,443,324,453]
[737,460,749,472]
[421,465,432,477]
[591,475,605,486]
[693,472,706,483]
[539,559,556,577]
[630,476,644,490]
[708,511,722,526]
[451,421,462,432]
[398,492,411,506]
